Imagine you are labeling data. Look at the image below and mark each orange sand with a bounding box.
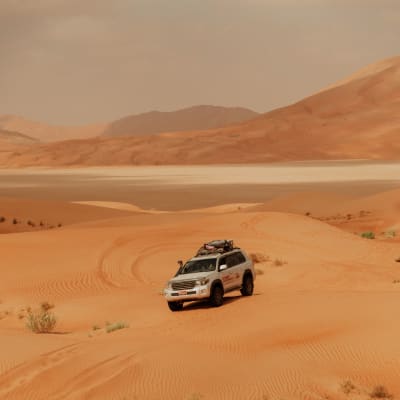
[1,182,400,399]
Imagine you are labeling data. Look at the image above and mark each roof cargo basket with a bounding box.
[196,240,234,256]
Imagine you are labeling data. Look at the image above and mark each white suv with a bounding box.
[164,242,255,311]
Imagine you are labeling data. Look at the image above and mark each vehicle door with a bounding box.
[218,255,235,290]
[228,252,246,288]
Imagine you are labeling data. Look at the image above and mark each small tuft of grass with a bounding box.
[393,279,400,284]
[383,230,396,239]
[273,258,286,267]
[341,380,356,395]
[370,385,392,399]
[250,252,269,264]
[12,218,18,225]
[361,231,375,239]
[0,216,5,223]
[26,302,57,334]
[105,321,129,333]
[92,324,101,331]
[255,268,265,275]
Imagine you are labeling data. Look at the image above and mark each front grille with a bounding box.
[172,280,196,290]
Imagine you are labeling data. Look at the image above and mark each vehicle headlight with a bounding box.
[196,278,209,286]
[165,281,172,290]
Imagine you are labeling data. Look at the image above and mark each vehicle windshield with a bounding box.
[180,258,217,274]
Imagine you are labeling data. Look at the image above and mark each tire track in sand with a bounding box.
[0,343,82,399]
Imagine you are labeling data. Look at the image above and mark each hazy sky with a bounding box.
[1,0,399,125]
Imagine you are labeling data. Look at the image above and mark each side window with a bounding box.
[227,253,239,268]
[236,252,246,264]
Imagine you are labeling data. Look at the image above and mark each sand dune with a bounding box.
[249,187,400,240]
[1,192,400,399]
[0,129,37,145]
[0,115,106,143]
[103,105,259,137]
[1,56,399,166]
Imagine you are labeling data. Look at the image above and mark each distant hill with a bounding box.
[0,128,38,145]
[103,105,260,136]
[1,56,400,166]
[0,115,106,142]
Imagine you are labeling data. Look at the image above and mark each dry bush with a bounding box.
[370,385,392,399]
[255,268,264,276]
[106,321,129,333]
[250,252,269,264]
[384,230,396,239]
[12,218,18,225]
[26,302,57,333]
[341,380,356,395]
[0,216,5,223]
[273,258,286,267]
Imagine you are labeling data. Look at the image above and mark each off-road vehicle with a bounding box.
[163,240,255,311]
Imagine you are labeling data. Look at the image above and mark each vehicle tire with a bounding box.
[168,301,183,312]
[240,274,254,296]
[210,285,224,307]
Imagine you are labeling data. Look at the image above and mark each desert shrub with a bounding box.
[40,221,44,227]
[250,252,269,264]
[0,216,5,223]
[384,230,396,238]
[26,302,57,333]
[273,258,286,267]
[58,223,62,228]
[361,231,375,239]
[341,380,356,395]
[105,321,129,333]
[255,268,264,275]
[92,324,101,331]
[12,218,18,225]
[27,220,35,227]
[370,385,392,399]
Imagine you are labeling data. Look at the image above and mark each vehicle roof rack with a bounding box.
[195,240,236,256]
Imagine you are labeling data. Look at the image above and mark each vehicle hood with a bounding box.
[170,272,213,282]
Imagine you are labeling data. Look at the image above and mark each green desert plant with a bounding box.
[26,302,57,333]
[370,385,392,399]
[361,231,375,239]
[105,321,129,333]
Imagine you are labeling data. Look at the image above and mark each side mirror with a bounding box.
[219,264,227,271]
[177,260,183,267]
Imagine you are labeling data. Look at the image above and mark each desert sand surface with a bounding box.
[1,163,400,399]
[1,56,399,167]
[1,162,400,210]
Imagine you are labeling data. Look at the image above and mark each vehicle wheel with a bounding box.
[240,274,254,296]
[210,285,224,307]
[168,301,183,312]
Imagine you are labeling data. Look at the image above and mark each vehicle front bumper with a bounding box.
[164,285,211,302]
